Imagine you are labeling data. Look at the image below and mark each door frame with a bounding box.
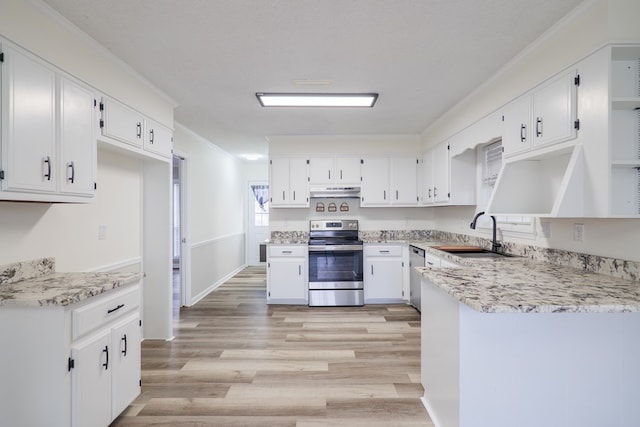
[246,180,269,266]
[172,150,191,307]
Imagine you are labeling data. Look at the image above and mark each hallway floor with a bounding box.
[112,266,432,426]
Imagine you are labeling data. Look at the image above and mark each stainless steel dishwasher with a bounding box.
[409,245,425,311]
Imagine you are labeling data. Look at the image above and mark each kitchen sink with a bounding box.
[432,245,516,258]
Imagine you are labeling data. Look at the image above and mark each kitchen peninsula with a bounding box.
[418,257,640,427]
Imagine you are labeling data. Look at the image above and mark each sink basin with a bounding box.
[432,246,516,258]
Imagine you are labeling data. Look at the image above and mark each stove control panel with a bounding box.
[310,219,358,231]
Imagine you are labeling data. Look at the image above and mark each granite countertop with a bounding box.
[0,258,143,307]
[418,259,640,314]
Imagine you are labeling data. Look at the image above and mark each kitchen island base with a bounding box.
[421,278,640,427]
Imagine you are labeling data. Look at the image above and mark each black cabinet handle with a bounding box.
[107,303,124,314]
[102,346,109,370]
[121,334,128,356]
[520,124,527,142]
[67,161,75,184]
[536,117,543,137]
[136,122,142,138]
[149,128,155,144]
[43,156,51,181]
[328,170,331,180]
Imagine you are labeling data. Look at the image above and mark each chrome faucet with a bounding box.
[470,211,501,253]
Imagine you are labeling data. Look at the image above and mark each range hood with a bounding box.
[309,186,361,199]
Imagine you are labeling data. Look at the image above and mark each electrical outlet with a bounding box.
[573,223,584,242]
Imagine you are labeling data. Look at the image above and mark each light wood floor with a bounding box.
[112,266,433,426]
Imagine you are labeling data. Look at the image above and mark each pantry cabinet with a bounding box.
[269,157,309,207]
[267,245,308,304]
[364,244,406,303]
[0,41,97,201]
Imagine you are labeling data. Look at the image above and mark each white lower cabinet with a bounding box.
[0,281,141,427]
[72,311,141,427]
[267,245,308,304]
[364,244,406,303]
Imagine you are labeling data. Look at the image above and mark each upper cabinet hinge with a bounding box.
[0,170,4,180]
[306,159,309,164]
[574,74,580,86]
[574,119,580,130]
[139,319,142,327]
[99,119,104,129]
[94,182,97,190]
[360,159,364,164]
[68,357,75,372]
[269,160,272,165]
[447,144,450,150]
[0,52,4,62]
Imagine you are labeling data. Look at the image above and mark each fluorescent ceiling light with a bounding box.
[256,92,378,108]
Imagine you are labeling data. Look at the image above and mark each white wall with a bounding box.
[421,0,640,262]
[173,124,247,302]
[0,148,141,270]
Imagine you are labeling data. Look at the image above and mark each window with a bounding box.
[478,141,536,237]
[251,185,269,226]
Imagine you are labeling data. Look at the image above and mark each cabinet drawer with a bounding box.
[72,284,140,340]
[269,245,307,257]
[365,245,402,256]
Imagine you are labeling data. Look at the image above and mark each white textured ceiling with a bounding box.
[41,0,584,159]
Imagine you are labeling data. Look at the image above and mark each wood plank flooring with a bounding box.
[111,266,433,426]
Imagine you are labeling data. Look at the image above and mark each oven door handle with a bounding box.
[308,245,363,252]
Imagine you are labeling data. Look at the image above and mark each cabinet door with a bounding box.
[1,45,56,193]
[335,157,361,184]
[365,258,404,301]
[432,142,450,203]
[308,157,334,184]
[532,71,578,149]
[270,157,290,205]
[268,258,306,300]
[72,329,112,427]
[423,150,434,204]
[59,77,96,196]
[144,118,173,158]
[288,157,309,206]
[502,95,531,157]
[100,98,144,148]
[111,313,141,420]
[361,157,389,205]
[390,157,418,205]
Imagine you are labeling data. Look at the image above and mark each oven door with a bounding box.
[308,245,364,289]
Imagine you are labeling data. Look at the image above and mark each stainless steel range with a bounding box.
[308,219,364,306]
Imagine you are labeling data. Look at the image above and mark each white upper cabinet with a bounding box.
[390,156,419,205]
[360,157,390,205]
[308,156,360,185]
[0,40,96,201]
[361,156,418,206]
[502,70,579,158]
[100,97,145,148]
[1,43,57,194]
[270,156,309,207]
[59,77,97,196]
[144,118,173,158]
[431,143,450,204]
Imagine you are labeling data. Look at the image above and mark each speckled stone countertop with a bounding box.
[417,258,640,314]
[0,258,142,307]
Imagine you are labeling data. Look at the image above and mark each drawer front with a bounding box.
[72,284,140,340]
[365,245,402,257]
[269,245,307,257]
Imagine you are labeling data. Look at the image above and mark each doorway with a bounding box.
[248,181,269,266]
[172,154,189,317]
